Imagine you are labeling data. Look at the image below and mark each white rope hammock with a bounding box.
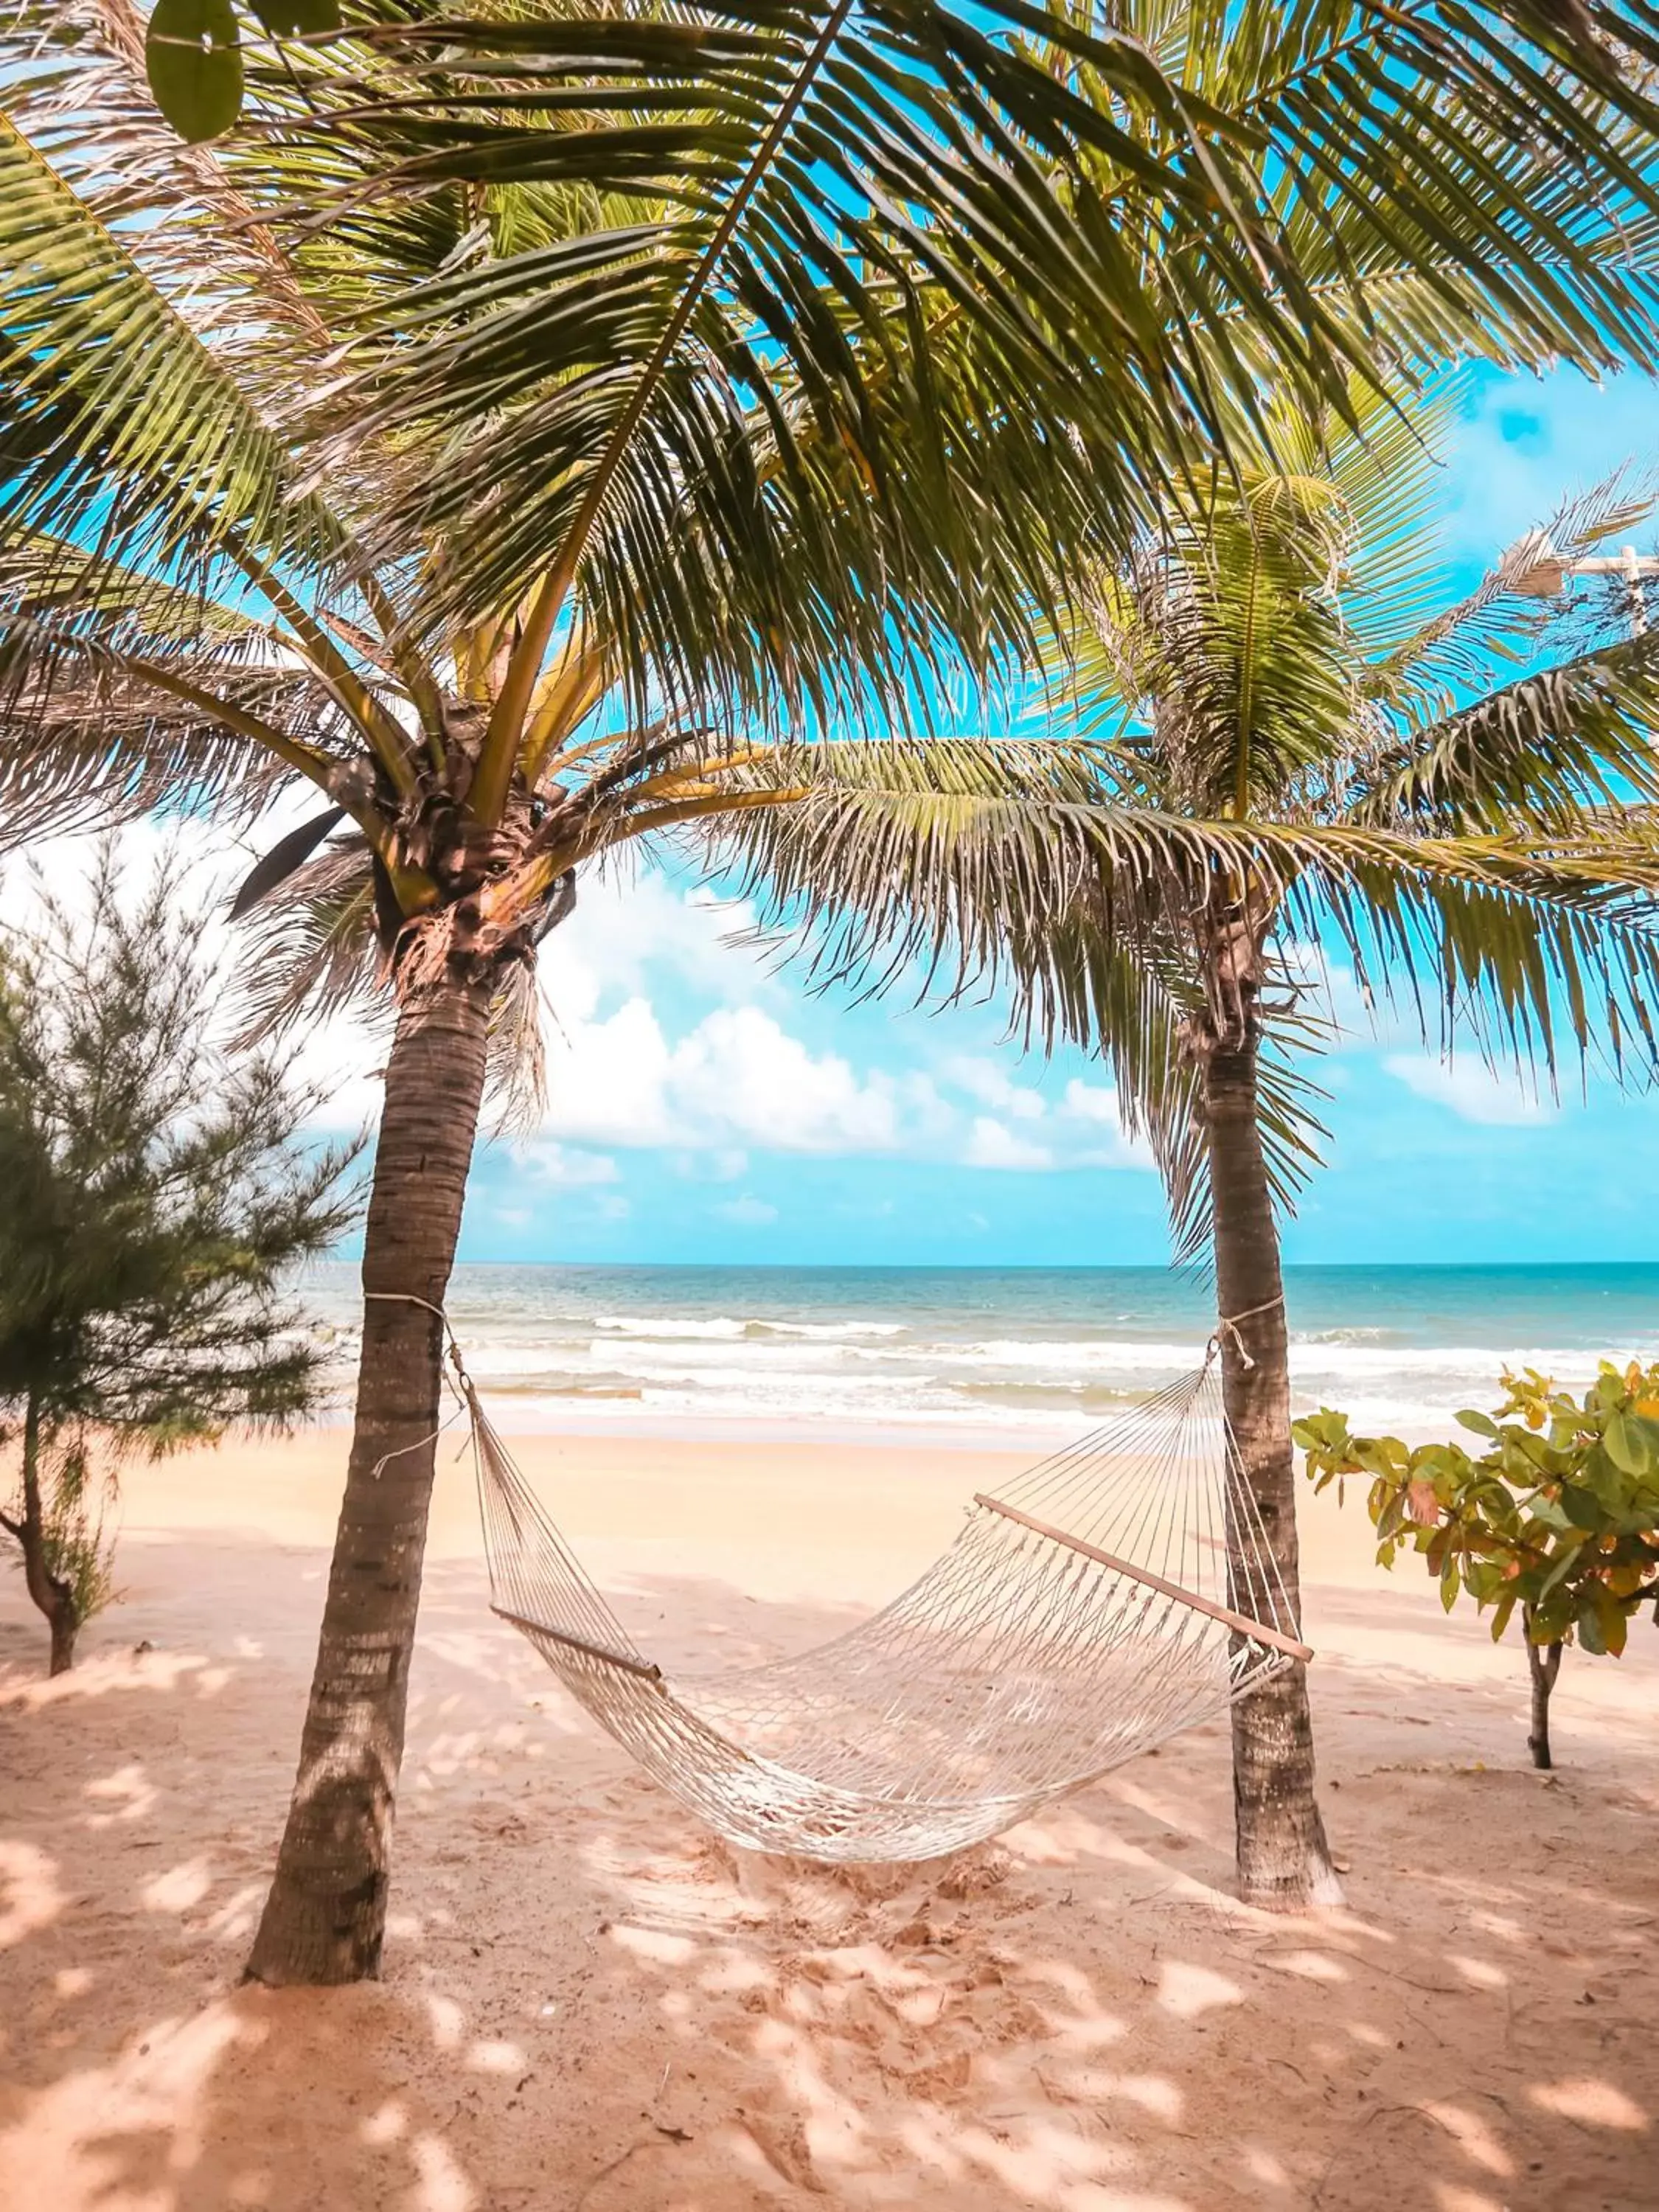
[435,1321,1311,1865]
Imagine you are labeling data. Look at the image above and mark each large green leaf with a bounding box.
[146,0,244,145]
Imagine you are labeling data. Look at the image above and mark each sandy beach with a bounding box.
[2,1422,1655,2211]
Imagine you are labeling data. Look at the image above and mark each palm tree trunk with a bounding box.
[1203,1034,1342,1909]
[246,968,493,1986]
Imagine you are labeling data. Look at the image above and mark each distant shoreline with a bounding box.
[307,1256,1659,1276]
[293,1259,1659,1444]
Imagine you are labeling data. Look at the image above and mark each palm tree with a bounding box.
[714,376,1659,1905]
[7,0,1659,1980]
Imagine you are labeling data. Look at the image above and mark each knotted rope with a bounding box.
[361,1290,473,1478]
[1211,1293,1286,1372]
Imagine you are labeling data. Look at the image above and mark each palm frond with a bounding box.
[0,636,330,848]
[1182,0,1659,380]
[484,959,549,1135]
[234,838,386,1048]
[1153,1023,1332,1269]
[0,107,343,588]
[1368,467,1658,725]
[709,745,1659,1071]
[257,0,1550,720]
[1348,625,1659,835]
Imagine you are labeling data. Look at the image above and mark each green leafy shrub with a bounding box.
[1295,1364,1659,1768]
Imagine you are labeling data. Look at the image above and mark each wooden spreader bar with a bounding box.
[972,1495,1315,1664]
[492,1605,665,1683]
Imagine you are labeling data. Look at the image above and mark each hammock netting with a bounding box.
[465,1352,1310,1863]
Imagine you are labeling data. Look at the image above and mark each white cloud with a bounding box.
[945,1056,1046,1121]
[543,998,675,1145]
[540,869,779,1028]
[962,1116,1054,1172]
[545,999,914,1156]
[1383,1054,1554,1127]
[671,1146,749,1183]
[534,872,947,1161]
[540,982,1164,1175]
[1057,1078,1125,1127]
[935,1065,1157,1173]
[717,1194,779,1226]
[672,1007,902,1152]
[1055,1079,1156,1169]
[515,1142,620,1186]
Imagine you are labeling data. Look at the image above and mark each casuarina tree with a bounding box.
[0,853,357,1674]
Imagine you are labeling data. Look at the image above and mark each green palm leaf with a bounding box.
[0,113,338,585]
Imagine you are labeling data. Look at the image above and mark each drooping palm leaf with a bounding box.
[0,112,338,588]
[1184,0,1659,378]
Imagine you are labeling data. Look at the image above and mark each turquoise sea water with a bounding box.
[301,1262,1659,1441]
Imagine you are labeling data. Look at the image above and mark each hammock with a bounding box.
[455,1342,1311,1863]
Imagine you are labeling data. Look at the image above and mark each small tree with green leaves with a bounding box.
[1296,1366,1659,1770]
[0,858,358,1675]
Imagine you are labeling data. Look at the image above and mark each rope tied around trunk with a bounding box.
[1211,1293,1285,1372]
[361,1291,473,1478]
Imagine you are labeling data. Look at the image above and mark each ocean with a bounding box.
[299,1262,1659,1444]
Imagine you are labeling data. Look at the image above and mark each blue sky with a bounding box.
[448,363,1659,1268]
[7,366,1654,1270]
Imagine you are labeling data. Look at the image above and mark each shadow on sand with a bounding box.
[1,1545,1655,2210]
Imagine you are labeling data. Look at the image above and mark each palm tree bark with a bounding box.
[247,967,493,1986]
[1203,1033,1342,1909]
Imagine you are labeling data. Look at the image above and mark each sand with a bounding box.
[1,1422,1656,2212]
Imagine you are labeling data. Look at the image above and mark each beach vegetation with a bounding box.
[1298,1365,1659,1770]
[726,373,1659,1902]
[7,0,1659,1969]
[0,855,358,1676]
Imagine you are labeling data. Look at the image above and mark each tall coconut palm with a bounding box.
[7,0,1659,1985]
[713,378,1659,1905]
